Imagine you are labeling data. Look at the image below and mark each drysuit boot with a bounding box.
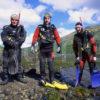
[0,73,9,85]
[40,75,46,84]
[16,74,27,84]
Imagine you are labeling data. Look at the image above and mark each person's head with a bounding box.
[10,14,19,26]
[43,13,51,25]
[75,22,83,34]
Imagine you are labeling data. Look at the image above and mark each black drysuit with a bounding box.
[1,24,26,76]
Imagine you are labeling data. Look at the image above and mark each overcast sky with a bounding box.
[0,0,100,47]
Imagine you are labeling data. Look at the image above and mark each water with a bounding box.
[60,67,100,99]
[60,67,92,87]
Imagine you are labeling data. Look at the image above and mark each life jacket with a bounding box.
[38,24,55,44]
[75,30,93,55]
[3,25,21,40]
[38,24,55,52]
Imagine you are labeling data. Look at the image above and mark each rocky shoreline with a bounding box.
[0,67,99,100]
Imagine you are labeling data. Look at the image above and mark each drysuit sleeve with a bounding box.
[16,25,26,47]
[32,27,40,46]
[53,27,61,46]
[89,34,97,56]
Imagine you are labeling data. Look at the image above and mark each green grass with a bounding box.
[43,89,61,100]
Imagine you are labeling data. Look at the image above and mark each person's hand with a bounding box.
[90,56,97,62]
[14,41,19,48]
[93,57,96,62]
[34,46,38,52]
[75,57,80,65]
[56,46,61,53]
[76,57,80,61]
[31,45,38,53]
[31,46,34,53]
[8,40,17,48]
